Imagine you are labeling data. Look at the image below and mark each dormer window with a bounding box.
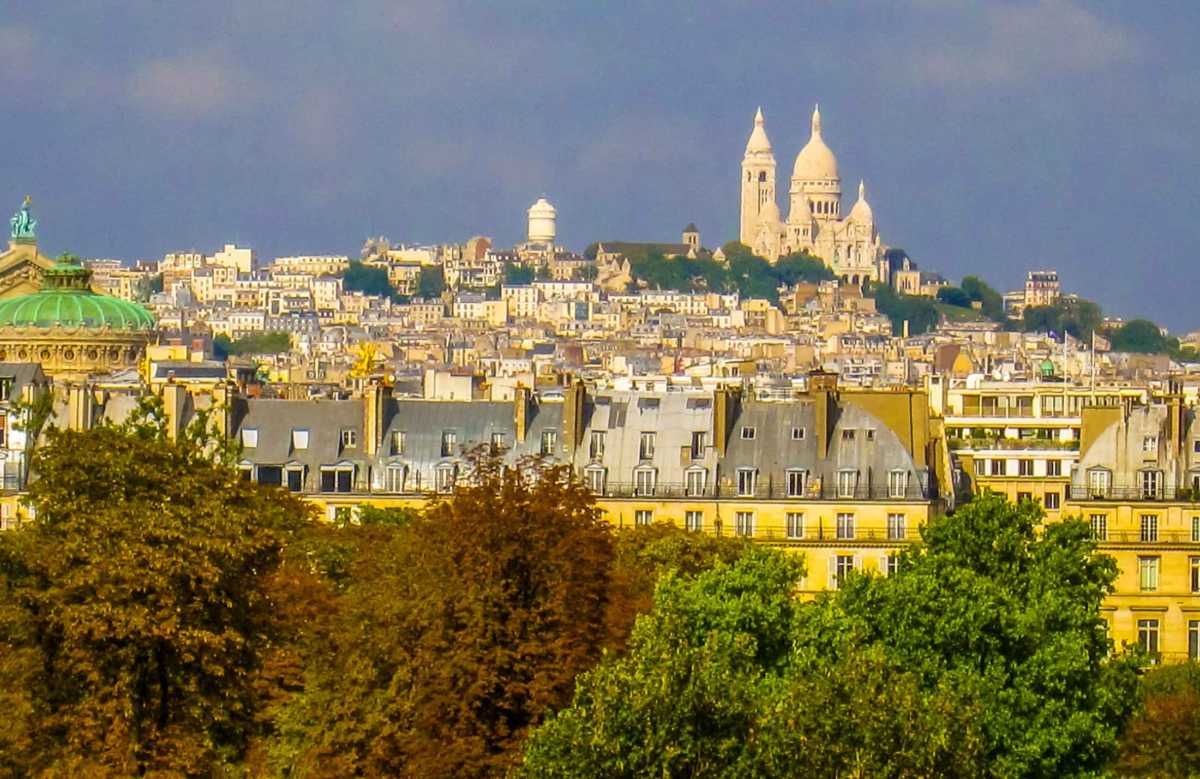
[791,427,805,440]
[341,429,357,448]
[741,426,756,440]
[1143,436,1159,453]
[292,428,309,450]
[241,428,259,448]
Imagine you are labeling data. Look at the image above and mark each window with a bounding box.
[634,467,657,496]
[584,466,606,494]
[441,430,457,457]
[1088,468,1111,498]
[791,427,805,440]
[1141,470,1162,499]
[239,464,253,481]
[1090,514,1107,541]
[786,469,808,497]
[1138,618,1160,656]
[1192,557,1200,593]
[740,426,756,440]
[735,511,755,537]
[589,430,606,459]
[737,468,757,497]
[990,459,1005,476]
[691,431,707,459]
[842,429,856,441]
[341,429,357,448]
[1194,440,1200,455]
[391,430,407,455]
[638,397,660,411]
[1141,514,1159,542]
[257,466,282,486]
[974,459,987,476]
[836,512,855,540]
[0,379,9,401]
[435,464,456,493]
[888,469,908,499]
[786,512,804,539]
[319,466,353,493]
[1016,491,1033,503]
[836,469,858,498]
[1194,516,1200,543]
[241,428,259,448]
[1018,459,1034,476]
[887,513,906,540]
[486,432,505,453]
[882,554,900,577]
[634,509,653,527]
[639,432,656,459]
[1044,491,1061,510]
[865,429,876,442]
[292,428,309,450]
[685,510,703,533]
[1191,621,1200,661]
[685,468,706,497]
[1046,460,1062,477]
[384,464,405,492]
[541,429,558,456]
[1143,435,1158,453]
[1139,556,1159,591]
[285,467,304,492]
[833,554,855,588]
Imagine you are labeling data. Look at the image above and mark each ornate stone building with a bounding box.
[0,199,156,378]
[740,106,887,285]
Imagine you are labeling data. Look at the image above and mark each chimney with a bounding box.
[161,383,188,441]
[713,385,741,457]
[514,386,530,443]
[67,383,93,431]
[809,370,839,460]
[363,379,389,457]
[563,378,586,456]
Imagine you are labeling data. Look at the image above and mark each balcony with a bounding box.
[1092,530,1200,544]
[593,481,933,501]
[949,437,1079,451]
[1069,485,1200,503]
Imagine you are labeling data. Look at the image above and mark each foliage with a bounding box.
[1110,318,1171,354]
[1023,296,1104,340]
[522,494,1140,778]
[961,275,1007,322]
[274,455,615,778]
[1116,662,1200,776]
[504,263,535,285]
[626,243,829,303]
[341,260,397,298]
[866,281,940,336]
[214,330,292,359]
[935,285,972,308]
[0,413,311,775]
[417,266,446,299]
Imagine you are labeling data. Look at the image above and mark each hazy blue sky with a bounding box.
[2,2,1197,328]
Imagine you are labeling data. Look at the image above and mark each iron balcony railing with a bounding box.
[592,481,933,501]
[1069,486,1200,502]
[1092,530,1200,544]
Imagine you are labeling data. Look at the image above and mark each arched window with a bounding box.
[758,171,767,182]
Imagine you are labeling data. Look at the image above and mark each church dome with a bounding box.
[792,105,839,181]
[847,180,873,222]
[0,257,155,330]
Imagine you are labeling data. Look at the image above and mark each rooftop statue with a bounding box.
[10,195,37,242]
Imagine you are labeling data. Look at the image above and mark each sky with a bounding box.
[1,1,1198,328]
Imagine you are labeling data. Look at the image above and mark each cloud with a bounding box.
[128,52,257,120]
[906,0,1138,87]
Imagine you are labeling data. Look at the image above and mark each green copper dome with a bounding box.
[0,256,155,330]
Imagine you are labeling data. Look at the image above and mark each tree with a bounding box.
[1116,662,1200,776]
[216,331,292,358]
[417,266,445,299]
[961,275,1007,322]
[276,454,615,778]
[0,405,311,775]
[773,251,834,286]
[1023,304,1062,334]
[866,281,940,336]
[504,263,534,285]
[523,494,1140,777]
[1111,319,1169,354]
[341,260,397,298]
[935,285,972,308]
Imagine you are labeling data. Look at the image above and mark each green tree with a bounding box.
[218,330,292,357]
[417,266,445,299]
[866,281,940,336]
[275,455,615,778]
[1111,319,1170,353]
[0,407,311,775]
[1116,662,1200,776]
[773,251,834,286]
[961,275,1007,322]
[1023,304,1062,334]
[935,285,972,308]
[504,263,535,285]
[341,260,397,298]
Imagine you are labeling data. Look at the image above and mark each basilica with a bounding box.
[740,106,887,285]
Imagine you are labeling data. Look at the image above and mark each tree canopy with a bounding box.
[961,275,1007,322]
[0,404,312,775]
[416,266,446,299]
[522,493,1139,778]
[866,281,940,336]
[1110,318,1171,354]
[214,330,292,359]
[341,260,397,298]
[626,243,830,303]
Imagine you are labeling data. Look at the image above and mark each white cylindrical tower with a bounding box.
[527,197,557,243]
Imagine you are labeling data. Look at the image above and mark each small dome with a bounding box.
[847,180,873,222]
[792,104,839,181]
[0,257,155,331]
[745,107,773,154]
[528,197,556,218]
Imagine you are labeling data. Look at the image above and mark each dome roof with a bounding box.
[0,257,155,331]
[528,197,556,218]
[792,105,839,181]
[847,180,873,222]
[745,107,773,154]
